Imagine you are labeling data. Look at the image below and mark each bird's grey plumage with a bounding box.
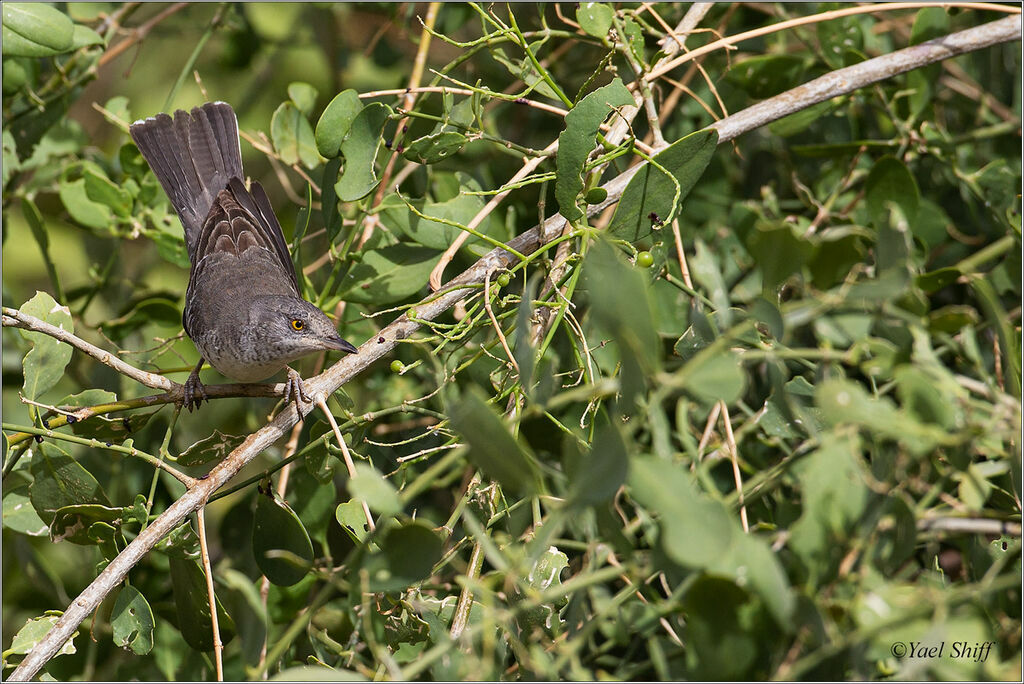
[130,102,357,410]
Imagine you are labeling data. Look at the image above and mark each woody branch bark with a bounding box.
[9,14,1020,681]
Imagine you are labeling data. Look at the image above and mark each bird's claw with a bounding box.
[282,367,311,414]
[183,367,209,412]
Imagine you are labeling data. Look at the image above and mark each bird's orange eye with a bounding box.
[290,319,305,331]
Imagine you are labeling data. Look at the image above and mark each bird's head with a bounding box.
[249,295,358,363]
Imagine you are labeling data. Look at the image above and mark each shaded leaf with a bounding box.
[271,101,321,168]
[315,89,363,158]
[18,291,73,401]
[402,131,467,164]
[726,54,806,99]
[335,102,389,201]
[607,128,717,242]
[337,243,436,305]
[253,490,314,586]
[30,443,110,523]
[347,462,402,517]
[111,585,155,655]
[2,3,74,57]
[167,554,236,650]
[576,3,615,38]
[447,389,541,496]
[865,156,919,229]
[555,78,633,222]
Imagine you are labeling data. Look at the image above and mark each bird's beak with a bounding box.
[324,333,358,354]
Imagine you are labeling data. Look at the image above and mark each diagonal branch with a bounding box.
[2,307,177,393]
[9,14,1020,681]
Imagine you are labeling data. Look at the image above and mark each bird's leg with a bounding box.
[183,358,209,411]
[282,366,311,415]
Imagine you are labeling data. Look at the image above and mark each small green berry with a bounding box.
[390,360,404,373]
[406,307,417,319]
[636,251,654,268]
[496,273,511,288]
[584,187,608,204]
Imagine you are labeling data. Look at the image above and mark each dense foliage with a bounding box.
[3,3,1021,681]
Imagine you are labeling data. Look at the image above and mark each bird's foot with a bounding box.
[282,367,311,415]
[183,361,209,412]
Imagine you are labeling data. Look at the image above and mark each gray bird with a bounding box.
[130,102,357,410]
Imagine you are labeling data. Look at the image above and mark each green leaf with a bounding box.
[788,433,869,585]
[628,456,736,568]
[29,443,110,523]
[865,156,919,229]
[271,101,322,168]
[111,585,155,655]
[315,89,363,158]
[682,346,745,405]
[59,175,112,231]
[585,238,659,369]
[335,102,389,201]
[288,82,318,115]
[337,243,435,305]
[745,221,815,290]
[555,78,633,222]
[726,54,806,99]
[893,365,955,428]
[379,183,495,251]
[70,23,104,49]
[2,3,74,57]
[816,378,947,455]
[769,98,842,138]
[320,156,343,241]
[817,11,863,69]
[83,166,131,218]
[2,471,48,536]
[177,430,246,466]
[567,423,629,507]
[252,490,315,586]
[18,291,74,401]
[167,554,236,651]
[6,613,77,659]
[910,7,949,45]
[335,501,370,543]
[49,503,125,544]
[576,3,615,38]
[447,389,541,496]
[347,462,402,517]
[59,389,117,408]
[607,128,717,242]
[362,520,444,592]
[402,131,467,164]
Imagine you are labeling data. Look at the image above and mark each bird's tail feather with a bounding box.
[130,102,242,257]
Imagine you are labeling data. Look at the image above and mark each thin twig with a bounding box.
[195,508,224,681]
[719,401,748,533]
[483,272,519,374]
[3,308,177,393]
[428,140,558,291]
[316,396,375,532]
